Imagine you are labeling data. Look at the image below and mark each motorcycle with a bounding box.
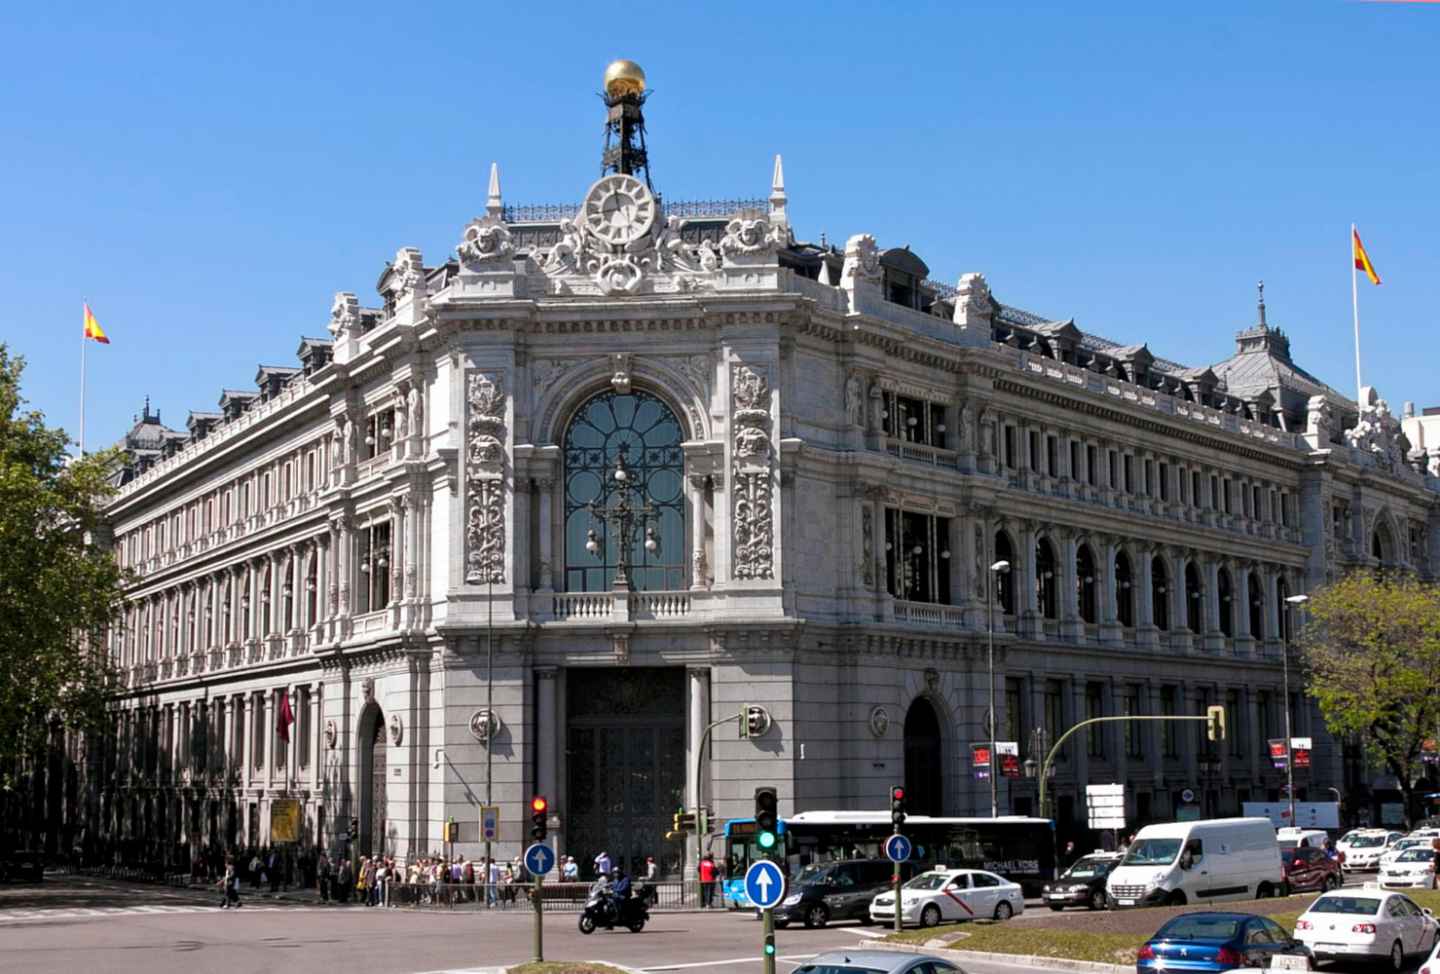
[578,883,650,933]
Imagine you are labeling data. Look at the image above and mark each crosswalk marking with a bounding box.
[0,904,304,924]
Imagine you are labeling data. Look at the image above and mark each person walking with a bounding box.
[220,860,242,909]
[698,852,717,908]
[318,852,333,902]
[486,857,501,907]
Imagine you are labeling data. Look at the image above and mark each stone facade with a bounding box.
[74,120,1440,877]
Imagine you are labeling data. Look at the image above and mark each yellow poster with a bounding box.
[271,799,302,844]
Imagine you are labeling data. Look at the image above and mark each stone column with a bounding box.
[1136,546,1157,647]
[1246,686,1262,784]
[1100,537,1122,644]
[536,668,558,803]
[1018,523,1039,635]
[538,478,556,592]
[1060,530,1082,638]
[1069,679,1090,817]
[310,681,323,794]
[241,693,254,789]
[686,666,711,870]
[687,475,705,592]
[959,508,980,628]
[1204,559,1223,651]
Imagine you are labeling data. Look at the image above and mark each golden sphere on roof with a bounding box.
[603,59,646,98]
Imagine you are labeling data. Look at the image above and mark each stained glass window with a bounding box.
[564,390,686,592]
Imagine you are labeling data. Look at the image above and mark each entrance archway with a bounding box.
[357,702,386,857]
[904,698,944,816]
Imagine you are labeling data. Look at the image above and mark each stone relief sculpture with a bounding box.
[1304,395,1332,442]
[328,291,360,340]
[953,272,992,328]
[978,407,996,457]
[840,233,881,288]
[719,215,788,258]
[457,218,515,266]
[958,403,974,452]
[1345,387,1412,470]
[391,246,425,296]
[844,373,864,427]
[731,365,774,580]
[465,372,507,584]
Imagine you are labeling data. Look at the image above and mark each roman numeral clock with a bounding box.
[582,174,655,247]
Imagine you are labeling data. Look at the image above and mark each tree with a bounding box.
[1298,571,1440,822]
[0,344,125,790]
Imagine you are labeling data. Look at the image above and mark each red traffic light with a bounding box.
[891,786,905,802]
[531,795,548,814]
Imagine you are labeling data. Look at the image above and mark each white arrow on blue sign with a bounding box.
[744,859,786,909]
[524,842,556,877]
[883,834,912,863]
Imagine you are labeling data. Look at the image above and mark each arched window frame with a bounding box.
[1076,543,1098,624]
[1115,549,1134,628]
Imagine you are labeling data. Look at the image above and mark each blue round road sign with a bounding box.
[524,842,556,876]
[744,859,787,909]
[884,834,912,863]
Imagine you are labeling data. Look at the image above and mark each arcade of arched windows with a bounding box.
[881,506,1302,654]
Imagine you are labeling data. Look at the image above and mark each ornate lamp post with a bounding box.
[1283,593,1310,826]
[987,559,1011,817]
[586,444,662,590]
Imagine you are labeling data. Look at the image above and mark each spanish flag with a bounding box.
[82,303,110,344]
[1353,227,1382,286]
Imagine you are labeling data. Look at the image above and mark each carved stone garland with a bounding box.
[731,365,774,580]
[465,372,507,584]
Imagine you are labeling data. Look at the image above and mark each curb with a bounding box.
[859,938,1132,974]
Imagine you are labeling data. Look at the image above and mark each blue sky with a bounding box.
[2,1,1437,449]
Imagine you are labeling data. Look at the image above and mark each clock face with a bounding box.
[582,174,655,245]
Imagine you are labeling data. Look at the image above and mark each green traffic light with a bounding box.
[764,943,776,957]
[757,830,776,850]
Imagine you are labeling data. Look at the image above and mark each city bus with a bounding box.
[721,811,1055,904]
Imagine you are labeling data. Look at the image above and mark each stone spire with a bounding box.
[769,154,787,228]
[486,163,503,219]
[1257,279,1268,330]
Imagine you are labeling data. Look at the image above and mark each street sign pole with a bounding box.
[744,860,784,974]
[762,906,775,974]
[533,873,544,963]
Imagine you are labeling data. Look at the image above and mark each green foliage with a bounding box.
[0,344,125,781]
[1298,572,1440,812]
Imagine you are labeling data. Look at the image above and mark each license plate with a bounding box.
[1118,899,1135,906]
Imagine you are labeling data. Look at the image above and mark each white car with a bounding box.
[1380,849,1439,890]
[868,868,1024,928]
[1380,837,1433,868]
[1340,830,1405,871]
[1293,888,1439,969]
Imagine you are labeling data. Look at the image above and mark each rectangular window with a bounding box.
[1192,471,1201,507]
[1108,450,1118,489]
[1123,454,1134,494]
[1222,478,1232,514]
[1086,683,1104,757]
[1161,686,1178,757]
[356,521,392,613]
[1028,430,1040,471]
[1046,435,1058,477]
[1208,474,1218,510]
[1124,685,1143,758]
[1003,426,1017,470]
[1069,441,1079,480]
[883,509,951,605]
[1258,690,1273,745]
[1158,462,1170,501]
[1087,445,1098,486]
[1045,681,1066,761]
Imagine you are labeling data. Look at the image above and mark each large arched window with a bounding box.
[1152,556,1170,631]
[1076,544,1098,624]
[1115,550,1134,628]
[1036,538,1058,619]
[993,531,1015,614]
[1217,567,1234,637]
[1248,572,1264,639]
[564,390,686,592]
[1185,561,1203,632]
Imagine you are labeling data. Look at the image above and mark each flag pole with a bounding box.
[1351,224,1363,403]
[80,300,88,456]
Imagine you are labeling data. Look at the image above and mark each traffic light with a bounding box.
[763,931,776,957]
[754,786,778,853]
[740,704,771,739]
[890,785,907,828]
[1206,704,1226,742]
[445,817,459,842]
[698,806,711,836]
[530,795,549,841]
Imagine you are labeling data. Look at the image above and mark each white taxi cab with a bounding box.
[1379,849,1439,890]
[1379,837,1433,869]
[1293,888,1438,969]
[868,868,1024,928]
[1340,830,1405,871]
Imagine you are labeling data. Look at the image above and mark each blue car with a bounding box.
[1137,911,1313,972]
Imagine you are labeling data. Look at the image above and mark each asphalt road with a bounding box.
[0,875,1428,974]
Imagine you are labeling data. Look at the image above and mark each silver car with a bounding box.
[796,951,967,974]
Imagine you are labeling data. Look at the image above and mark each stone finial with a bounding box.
[768,154,787,227]
[486,162,503,219]
[1257,280,1267,330]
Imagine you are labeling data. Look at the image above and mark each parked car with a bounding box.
[1136,911,1312,973]
[796,950,966,974]
[869,868,1023,928]
[1338,829,1404,871]
[1380,849,1439,890]
[1293,889,1439,970]
[1379,837,1432,868]
[1420,931,1440,974]
[1281,846,1342,894]
[1276,827,1330,851]
[1107,818,1283,908]
[773,859,911,929]
[1042,851,1123,911]
[0,850,44,883]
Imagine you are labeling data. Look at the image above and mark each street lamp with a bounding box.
[988,558,1011,818]
[1283,593,1310,827]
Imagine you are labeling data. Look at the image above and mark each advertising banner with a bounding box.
[971,743,991,780]
[270,798,301,844]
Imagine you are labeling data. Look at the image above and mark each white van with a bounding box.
[1276,826,1330,850]
[1106,818,1284,908]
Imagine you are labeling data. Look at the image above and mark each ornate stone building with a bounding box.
[75,62,1440,873]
